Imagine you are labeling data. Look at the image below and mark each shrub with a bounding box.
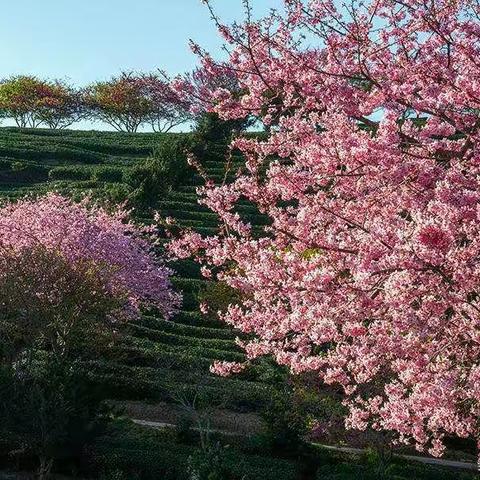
[9,161,48,182]
[191,112,251,162]
[92,166,125,183]
[197,281,243,321]
[88,421,298,480]
[48,165,91,181]
[0,359,108,480]
[97,183,133,205]
[0,159,11,170]
[124,136,192,213]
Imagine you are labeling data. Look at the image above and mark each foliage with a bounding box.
[191,112,251,162]
[258,385,309,457]
[125,136,192,212]
[84,73,153,133]
[0,192,180,478]
[187,442,240,480]
[88,420,299,480]
[138,72,191,133]
[35,79,85,129]
[172,62,252,160]
[84,72,190,133]
[0,359,107,480]
[170,0,480,457]
[314,447,477,480]
[197,281,242,322]
[0,245,123,360]
[0,75,50,128]
[172,63,241,119]
[0,76,83,129]
[48,165,91,181]
[8,161,48,182]
[93,165,125,183]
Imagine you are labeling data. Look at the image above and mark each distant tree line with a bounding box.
[0,71,208,133]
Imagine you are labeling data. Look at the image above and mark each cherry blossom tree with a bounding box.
[0,76,81,129]
[139,72,191,132]
[0,193,179,358]
[172,62,241,118]
[172,63,254,160]
[170,0,480,457]
[84,73,152,132]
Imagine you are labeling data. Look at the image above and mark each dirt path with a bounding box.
[315,443,479,472]
[113,399,263,436]
[130,413,479,473]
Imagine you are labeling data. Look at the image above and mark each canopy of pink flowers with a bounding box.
[170,0,480,457]
[0,193,179,319]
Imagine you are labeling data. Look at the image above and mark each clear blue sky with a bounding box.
[0,0,282,130]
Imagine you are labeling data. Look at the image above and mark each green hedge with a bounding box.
[49,165,91,181]
[92,166,125,183]
[168,259,202,279]
[137,316,235,340]
[121,335,245,364]
[169,311,224,329]
[3,161,49,182]
[127,323,240,353]
[81,360,272,410]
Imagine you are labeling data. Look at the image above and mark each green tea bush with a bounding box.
[48,165,91,181]
[0,358,107,480]
[197,281,243,321]
[98,182,133,205]
[0,145,104,164]
[191,112,252,162]
[0,159,11,170]
[137,316,235,340]
[128,324,239,353]
[123,158,169,212]
[89,421,298,480]
[93,166,125,183]
[314,450,477,480]
[8,161,48,182]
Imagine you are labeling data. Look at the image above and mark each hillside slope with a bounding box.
[0,126,276,418]
[1,128,477,480]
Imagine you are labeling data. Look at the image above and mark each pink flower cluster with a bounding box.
[170,0,480,456]
[171,59,240,116]
[0,193,179,319]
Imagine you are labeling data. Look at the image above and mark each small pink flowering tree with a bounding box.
[139,72,191,132]
[170,0,480,456]
[0,193,179,479]
[172,62,241,118]
[0,193,179,358]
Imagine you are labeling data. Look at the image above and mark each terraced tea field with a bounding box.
[0,126,277,425]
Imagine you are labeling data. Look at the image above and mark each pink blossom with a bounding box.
[210,360,246,376]
[417,225,452,252]
[1,193,180,319]
[199,302,210,314]
[170,0,480,457]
